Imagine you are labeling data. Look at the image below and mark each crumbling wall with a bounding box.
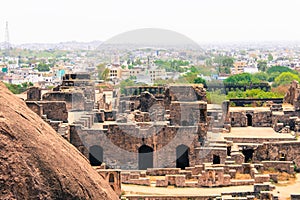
[254,142,300,170]
[252,111,272,127]
[230,111,247,127]
[69,124,202,169]
[42,91,85,111]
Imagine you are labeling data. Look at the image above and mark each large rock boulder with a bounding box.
[0,82,118,199]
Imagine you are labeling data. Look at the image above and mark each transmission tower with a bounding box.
[4,21,10,56]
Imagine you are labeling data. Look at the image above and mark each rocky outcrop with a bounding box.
[0,82,118,200]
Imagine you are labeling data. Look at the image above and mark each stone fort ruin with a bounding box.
[23,73,300,198]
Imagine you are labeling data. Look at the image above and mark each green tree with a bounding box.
[266,66,294,74]
[101,68,110,81]
[268,53,273,61]
[96,63,106,79]
[253,72,268,81]
[37,63,50,72]
[194,77,207,87]
[222,57,234,67]
[257,60,267,72]
[224,73,260,85]
[273,72,300,87]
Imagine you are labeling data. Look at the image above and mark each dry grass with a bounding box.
[148,176,165,182]
[234,173,252,180]
[263,170,297,186]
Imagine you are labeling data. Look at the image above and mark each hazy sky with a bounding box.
[1,0,300,44]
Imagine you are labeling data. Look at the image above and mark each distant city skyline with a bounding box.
[1,0,300,44]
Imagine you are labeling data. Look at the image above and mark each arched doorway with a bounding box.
[138,145,153,170]
[89,145,103,166]
[176,145,189,169]
[246,114,252,126]
[242,148,254,163]
[213,154,220,164]
[109,173,115,183]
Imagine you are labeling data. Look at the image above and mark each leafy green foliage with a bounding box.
[214,56,234,67]
[227,89,283,99]
[193,77,207,87]
[101,68,110,81]
[96,63,106,79]
[37,63,51,72]
[253,72,268,81]
[154,59,189,72]
[257,60,267,72]
[119,79,135,94]
[266,66,295,74]
[207,90,226,104]
[5,82,33,94]
[223,73,261,85]
[273,72,300,87]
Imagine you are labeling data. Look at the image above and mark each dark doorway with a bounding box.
[176,145,190,169]
[242,148,254,163]
[89,145,103,166]
[213,155,221,164]
[109,173,115,183]
[246,114,252,126]
[227,146,231,156]
[138,145,153,170]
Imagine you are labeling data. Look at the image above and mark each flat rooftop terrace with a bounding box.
[224,127,296,143]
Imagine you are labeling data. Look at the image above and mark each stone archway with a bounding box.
[89,145,103,166]
[138,145,153,170]
[176,145,190,169]
[109,173,115,183]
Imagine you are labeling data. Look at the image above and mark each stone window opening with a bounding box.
[213,155,220,164]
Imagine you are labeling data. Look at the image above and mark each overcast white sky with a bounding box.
[1,0,300,44]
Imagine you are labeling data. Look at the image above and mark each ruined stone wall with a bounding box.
[195,147,227,165]
[230,111,247,127]
[27,87,41,101]
[26,102,43,116]
[254,142,300,170]
[252,111,272,127]
[69,124,202,169]
[26,101,68,122]
[39,101,68,122]
[42,91,85,111]
[284,80,300,110]
[169,102,207,126]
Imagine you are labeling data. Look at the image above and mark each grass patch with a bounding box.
[235,173,252,180]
